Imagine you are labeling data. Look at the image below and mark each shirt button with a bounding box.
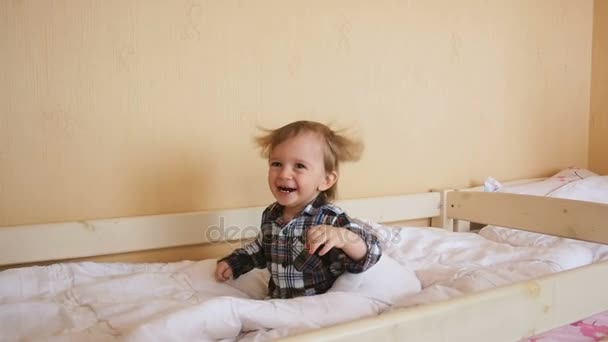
[282,261,288,267]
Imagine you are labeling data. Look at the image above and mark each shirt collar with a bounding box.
[267,193,328,221]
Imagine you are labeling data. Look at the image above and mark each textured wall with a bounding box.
[590,0,608,174]
[0,0,594,226]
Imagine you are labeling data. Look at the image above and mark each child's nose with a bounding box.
[278,167,292,179]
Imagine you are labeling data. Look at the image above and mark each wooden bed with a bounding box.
[1,190,607,341]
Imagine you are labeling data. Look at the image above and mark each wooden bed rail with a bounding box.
[446,191,608,244]
[0,192,441,267]
[281,259,608,342]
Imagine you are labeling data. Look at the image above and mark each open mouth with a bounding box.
[278,186,296,193]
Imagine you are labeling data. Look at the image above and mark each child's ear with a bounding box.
[318,170,338,191]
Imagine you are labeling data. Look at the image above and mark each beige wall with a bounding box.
[0,1,594,227]
[590,0,608,174]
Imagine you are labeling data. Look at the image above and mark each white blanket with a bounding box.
[0,223,597,341]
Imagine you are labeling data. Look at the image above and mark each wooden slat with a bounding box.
[449,178,547,232]
[0,192,441,266]
[0,207,265,266]
[447,191,608,244]
[281,260,608,342]
[338,192,441,223]
[0,241,250,271]
[457,177,547,192]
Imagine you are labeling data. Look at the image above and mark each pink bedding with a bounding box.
[524,311,608,341]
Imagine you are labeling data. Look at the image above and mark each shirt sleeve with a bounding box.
[333,213,382,273]
[218,232,267,279]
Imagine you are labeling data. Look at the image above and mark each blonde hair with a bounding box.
[255,121,363,201]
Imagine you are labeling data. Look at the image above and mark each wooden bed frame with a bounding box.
[1,190,607,341]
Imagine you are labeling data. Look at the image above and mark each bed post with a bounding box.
[431,190,454,231]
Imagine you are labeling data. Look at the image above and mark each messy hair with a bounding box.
[255,120,363,201]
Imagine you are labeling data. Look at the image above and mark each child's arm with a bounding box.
[215,232,267,281]
[307,214,381,273]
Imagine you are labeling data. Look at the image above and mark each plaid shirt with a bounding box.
[220,194,382,299]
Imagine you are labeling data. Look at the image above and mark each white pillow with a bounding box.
[484,167,597,196]
[552,167,597,180]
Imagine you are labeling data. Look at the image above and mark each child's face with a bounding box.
[268,132,337,219]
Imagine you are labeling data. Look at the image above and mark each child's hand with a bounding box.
[306,225,348,255]
[307,225,367,261]
[215,261,233,282]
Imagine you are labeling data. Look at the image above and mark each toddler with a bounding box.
[215,120,382,299]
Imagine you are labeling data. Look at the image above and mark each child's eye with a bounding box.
[270,161,281,167]
[295,163,306,169]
